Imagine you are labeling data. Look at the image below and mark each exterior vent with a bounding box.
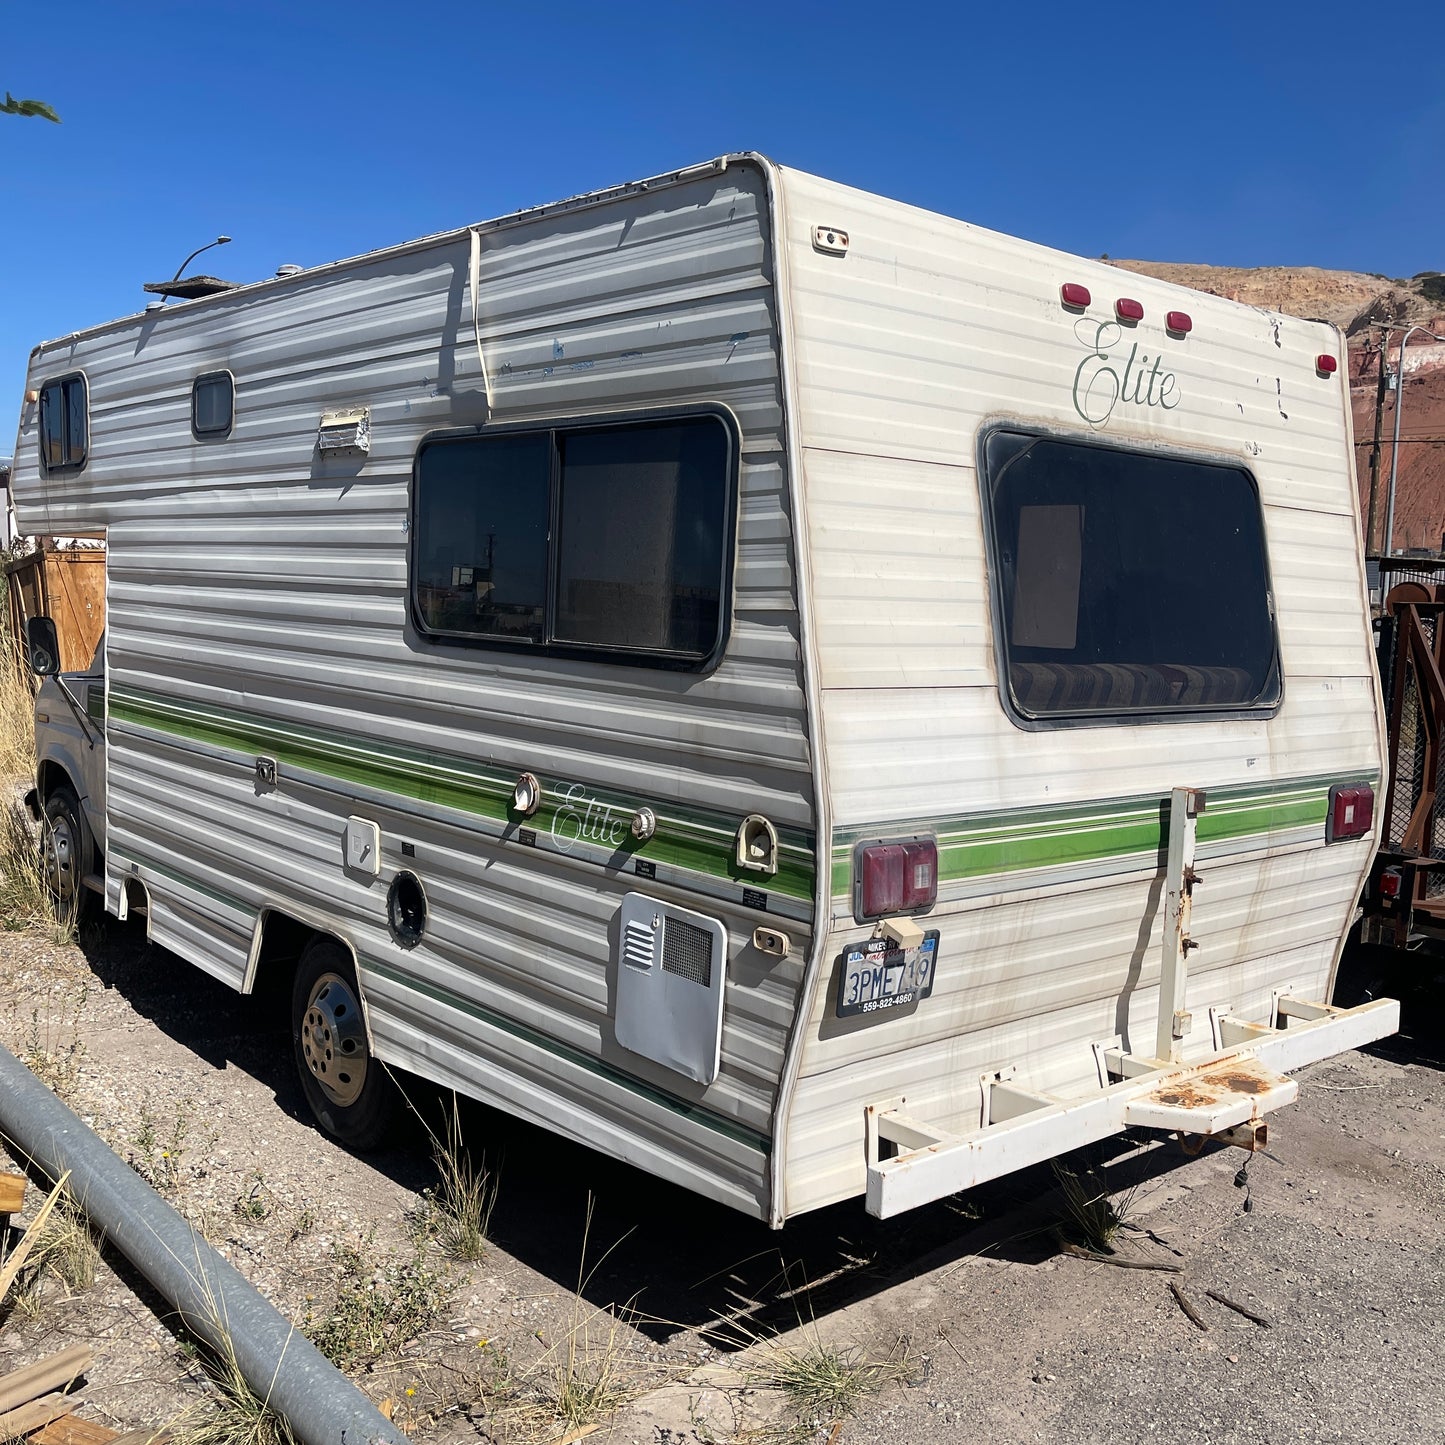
[661,918,713,988]
[623,916,657,971]
[614,892,727,1084]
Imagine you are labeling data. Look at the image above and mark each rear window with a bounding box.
[982,430,1280,723]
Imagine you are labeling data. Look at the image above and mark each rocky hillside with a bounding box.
[1114,261,1445,555]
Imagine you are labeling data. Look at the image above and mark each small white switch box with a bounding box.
[345,816,381,877]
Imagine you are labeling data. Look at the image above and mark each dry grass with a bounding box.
[410,1095,499,1263]
[9,1186,103,1316]
[0,629,72,944]
[169,1325,298,1445]
[755,1333,912,1423]
[522,1197,648,1436]
[0,635,35,782]
[1052,1157,1139,1254]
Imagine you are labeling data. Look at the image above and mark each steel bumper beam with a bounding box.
[864,995,1399,1219]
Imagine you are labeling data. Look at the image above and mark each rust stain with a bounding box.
[1145,1058,1283,1111]
[1153,1084,1221,1108]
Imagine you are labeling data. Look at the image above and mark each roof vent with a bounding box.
[275,264,302,278]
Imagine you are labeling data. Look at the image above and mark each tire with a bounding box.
[290,938,396,1149]
[42,784,91,924]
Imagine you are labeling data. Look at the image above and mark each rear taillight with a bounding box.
[1377,867,1403,900]
[854,838,938,920]
[1326,783,1374,843]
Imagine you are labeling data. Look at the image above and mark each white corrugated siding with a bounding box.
[776,167,1384,1216]
[13,160,814,1220]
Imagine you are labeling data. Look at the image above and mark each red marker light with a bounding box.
[1116,297,1144,322]
[1316,354,1338,375]
[1061,282,1091,309]
[1166,310,1193,335]
[1378,867,1403,900]
[855,839,938,919]
[1325,783,1374,843]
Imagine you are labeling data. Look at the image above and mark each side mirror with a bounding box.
[25,617,60,677]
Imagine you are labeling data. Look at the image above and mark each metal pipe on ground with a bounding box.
[0,1042,404,1445]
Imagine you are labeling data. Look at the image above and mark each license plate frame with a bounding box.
[836,931,940,1019]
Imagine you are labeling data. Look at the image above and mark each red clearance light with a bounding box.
[1326,783,1374,844]
[1166,310,1193,335]
[1316,353,1338,375]
[1377,867,1403,900]
[1115,297,1144,322]
[855,838,938,920]
[1061,282,1091,309]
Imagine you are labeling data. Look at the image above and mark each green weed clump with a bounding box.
[305,1236,454,1371]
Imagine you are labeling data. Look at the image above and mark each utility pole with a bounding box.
[1365,323,1394,557]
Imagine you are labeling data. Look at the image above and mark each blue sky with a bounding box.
[4,0,1442,437]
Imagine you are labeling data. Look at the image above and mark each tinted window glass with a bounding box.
[984,431,1279,720]
[193,372,234,436]
[414,433,551,643]
[554,421,726,655]
[38,375,87,471]
[413,414,732,667]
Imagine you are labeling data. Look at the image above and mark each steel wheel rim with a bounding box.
[300,971,368,1107]
[44,813,77,911]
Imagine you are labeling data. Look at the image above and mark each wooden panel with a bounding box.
[0,1171,25,1213]
[43,553,106,672]
[34,1416,126,1444]
[3,548,106,676]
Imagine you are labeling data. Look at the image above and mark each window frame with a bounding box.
[977,422,1284,731]
[37,371,89,476]
[191,369,235,439]
[408,404,740,674]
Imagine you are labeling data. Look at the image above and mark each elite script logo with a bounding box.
[1072,319,1181,428]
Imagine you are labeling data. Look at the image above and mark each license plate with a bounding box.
[836,931,939,1018]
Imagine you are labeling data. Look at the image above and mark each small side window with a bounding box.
[192,371,234,438]
[38,374,88,473]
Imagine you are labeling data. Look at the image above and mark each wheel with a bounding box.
[42,785,90,923]
[290,938,396,1149]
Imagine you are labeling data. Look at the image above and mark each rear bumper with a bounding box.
[864,994,1399,1218]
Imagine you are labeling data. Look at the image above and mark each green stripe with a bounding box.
[128,852,768,1155]
[830,775,1370,895]
[109,686,815,900]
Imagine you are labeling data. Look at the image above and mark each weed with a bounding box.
[753,1331,913,1428]
[234,1171,275,1224]
[409,1096,498,1263]
[129,1094,213,1196]
[20,995,87,1100]
[305,1234,454,1372]
[1052,1157,1138,1254]
[287,1207,316,1243]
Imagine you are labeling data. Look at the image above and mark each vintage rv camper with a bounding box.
[10,154,1397,1225]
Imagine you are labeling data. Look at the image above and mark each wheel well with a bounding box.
[249,911,345,1004]
[37,760,75,803]
[121,876,149,918]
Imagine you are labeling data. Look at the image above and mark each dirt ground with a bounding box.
[0,913,1441,1445]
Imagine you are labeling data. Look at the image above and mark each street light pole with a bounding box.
[1384,324,1445,556]
[169,235,231,284]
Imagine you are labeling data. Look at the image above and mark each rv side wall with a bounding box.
[12,160,816,1220]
